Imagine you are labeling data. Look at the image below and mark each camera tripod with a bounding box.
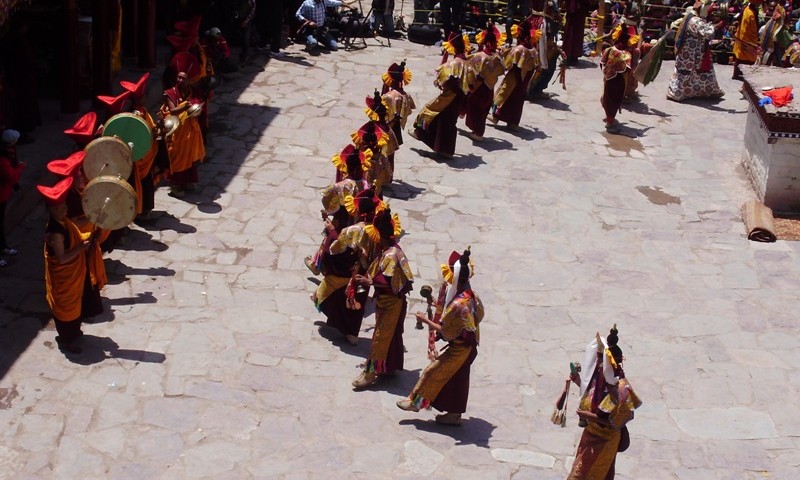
[340,0,393,50]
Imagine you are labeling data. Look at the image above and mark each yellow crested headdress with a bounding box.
[443,32,472,55]
[476,24,507,50]
[364,206,402,243]
[364,89,390,122]
[440,247,475,284]
[331,144,372,176]
[343,187,385,218]
[611,24,641,49]
[382,60,413,87]
[351,121,390,149]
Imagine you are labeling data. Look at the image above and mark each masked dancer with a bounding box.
[351,207,413,390]
[396,248,484,426]
[567,325,642,479]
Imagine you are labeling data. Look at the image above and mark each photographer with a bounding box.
[296,0,358,51]
[371,0,395,38]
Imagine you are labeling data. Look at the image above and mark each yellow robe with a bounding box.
[734,7,759,62]
[45,219,87,322]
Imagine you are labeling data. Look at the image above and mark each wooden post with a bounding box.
[596,0,606,56]
[62,0,80,113]
[137,0,156,69]
[92,0,112,97]
[121,0,138,58]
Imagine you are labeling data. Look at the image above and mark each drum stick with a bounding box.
[90,197,111,237]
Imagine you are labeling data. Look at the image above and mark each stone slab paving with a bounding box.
[2,22,800,480]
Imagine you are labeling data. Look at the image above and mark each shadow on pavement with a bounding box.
[457,129,514,152]
[111,229,169,252]
[136,211,197,234]
[383,180,425,200]
[65,334,166,366]
[353,368,422,395]
[314,321,370,359]
[398,416,496,447]
[531,96,572,112]
[106,291,158,307]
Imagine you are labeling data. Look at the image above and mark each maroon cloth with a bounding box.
[170,164,198,187]
[602,74,625,122]
[321,287,368,337]
[563,6,587,59]
[432,345,478,413]
[465,82,493,136]
[414,79,466,157]
[383,296,407,374]
[493,67,533,126]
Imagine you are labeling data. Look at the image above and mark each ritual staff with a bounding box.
[409,33,474,159]
[567,326,642,479]
[120,73,159,220]
[312,189,383,345]
[396,248,484,426]
[162,68,206,198]
[351,207,413,390]
[465,23,506,142]
[666,0,724,102]
[491,17,540,130]
[733,0,763,79]
[305,145,372,275]
[381,61,416,179]
[39,177,101,354]
[600,28,633,134]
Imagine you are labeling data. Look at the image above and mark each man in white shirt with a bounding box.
[296,0,346,51]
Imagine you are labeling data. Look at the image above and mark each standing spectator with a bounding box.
[733,0,763,79]
[372,0,396,38]
[0,129,24,266]
[237,0,257,65]
[296,0,350,51]
[440,0,465,37]
[257,0,286,58]
[562,0,591,63]
[201,28,238,73]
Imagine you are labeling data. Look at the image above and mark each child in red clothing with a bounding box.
[0,129,25,266]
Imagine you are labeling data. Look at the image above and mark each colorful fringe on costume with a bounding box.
[411,393,432,410]
[365,359,388,374]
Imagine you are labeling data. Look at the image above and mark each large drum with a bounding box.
[103,112,153,162]
[81,176,137,230]
[84,136,133,180]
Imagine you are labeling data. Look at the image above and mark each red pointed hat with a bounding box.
[169,52,201,78]
[120,72,150,98]
[37,176,74,206]
[63,112,98,146]
[174,16,202,37]
[167,33,198,53]
[47,151,85,177]
[97,91,130,115]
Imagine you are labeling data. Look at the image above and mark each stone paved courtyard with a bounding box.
[1,24,799,480]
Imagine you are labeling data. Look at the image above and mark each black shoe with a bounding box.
[56,336,83,354]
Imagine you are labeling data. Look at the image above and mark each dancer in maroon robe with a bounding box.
[464,22,506,142]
